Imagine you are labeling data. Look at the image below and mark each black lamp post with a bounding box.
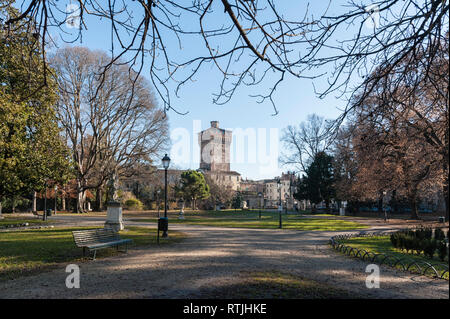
[257,192,263,219]
[277,178,282,229]
[162,153,171,238]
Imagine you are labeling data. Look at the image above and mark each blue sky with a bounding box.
[39,1,367,180]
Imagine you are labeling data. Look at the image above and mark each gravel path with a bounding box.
[0,217,448,299]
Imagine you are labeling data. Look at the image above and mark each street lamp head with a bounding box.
[162,153,171,169]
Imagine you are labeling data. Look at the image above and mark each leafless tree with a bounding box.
[281,114,333,173]
[332,124,365,213]
[347,34,449,219]
[203,174,234,209]
[4,1,447,115]
[353,103,441,219]
[51,46,169,213]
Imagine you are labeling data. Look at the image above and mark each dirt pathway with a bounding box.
[0,220,448,299]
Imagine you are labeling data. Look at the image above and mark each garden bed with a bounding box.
[330,230,449,280]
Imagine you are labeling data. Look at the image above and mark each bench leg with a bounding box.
[83,247,86,257]
[92,250,97,261]
[117,243,128,254]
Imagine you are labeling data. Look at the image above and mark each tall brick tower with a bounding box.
[198,121,232,172]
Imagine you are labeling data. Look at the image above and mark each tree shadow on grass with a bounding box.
[195,270,358,299]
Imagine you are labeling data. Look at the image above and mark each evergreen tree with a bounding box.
[176,170,210,210]
[294,152,335,212]
[0,4,72,217]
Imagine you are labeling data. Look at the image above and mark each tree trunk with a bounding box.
[410,193,419,220]
[95,186,104,211]
[443,161,449,221]
[325,200,331,214]
[391,189,398,214]
[444,183,449,222]
[32,191,37,212]
[377,192,383,216]
[0,199,3,219]
[76,179,86,214]
[62,191,66,211]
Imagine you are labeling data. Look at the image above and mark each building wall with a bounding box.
[198,121,232,172]
[205,171,241,191]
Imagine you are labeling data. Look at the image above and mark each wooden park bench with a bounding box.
[72,228,133,260]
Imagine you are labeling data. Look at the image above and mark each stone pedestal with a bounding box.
[104,202,124,232]
[179,202,185,220]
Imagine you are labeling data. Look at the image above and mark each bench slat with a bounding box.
[72,229,128,248]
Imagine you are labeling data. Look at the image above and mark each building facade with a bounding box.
[199,121,232,172]
[198,121,241,191]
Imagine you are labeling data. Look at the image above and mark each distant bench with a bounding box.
[72,228,133,260]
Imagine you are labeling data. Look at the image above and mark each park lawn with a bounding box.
[0,226,186,281]
[131,211,368,231]
[198,270,357,298]
[0,216,53,227]
[341,236,449,279]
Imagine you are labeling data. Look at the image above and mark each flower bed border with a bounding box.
[329,228,449,280]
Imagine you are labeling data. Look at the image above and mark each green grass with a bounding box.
[0,226,186,281]
[341,236,449,279]
[0,217,52,227]
[197,270,357,299]
[131,210,367,231]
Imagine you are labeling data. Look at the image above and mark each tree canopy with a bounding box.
[176,170,210,209]
[3,1,447,115]
[0,5,72,208]
[294,151,335,210]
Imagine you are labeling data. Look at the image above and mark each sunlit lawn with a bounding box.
[130,210,368,231]
[0,226,186,281]
[341,236,449,279]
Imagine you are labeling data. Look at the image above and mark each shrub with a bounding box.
[124,198,144,210]
[423,239,437,259]
[404,235,415,253]
[396,233,405,250]
[390,233,398,248]
[435,228,445,241]
[424,228,433,240]
[406,230,416,238]
[415,228,425,240]
[390,228,448,259]
[437,240,448,262]
[412,237,422,255]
